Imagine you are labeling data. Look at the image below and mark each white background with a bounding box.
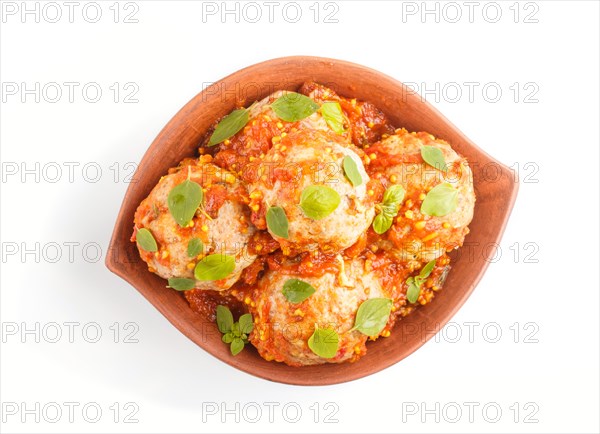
[1,1,599,433]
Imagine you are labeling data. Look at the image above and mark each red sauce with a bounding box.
[247,231,281,256]
[239,257,265,286]
[204,184,228,218]
[185,289,246,322]
[299,81,395,146]
[368,144,423,169]
[211,105,294,184]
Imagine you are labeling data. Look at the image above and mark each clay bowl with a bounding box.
[106,56,518,385]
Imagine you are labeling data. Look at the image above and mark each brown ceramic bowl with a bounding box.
[106,56,518,385]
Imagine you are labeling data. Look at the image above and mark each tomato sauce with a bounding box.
[185,289,246,322]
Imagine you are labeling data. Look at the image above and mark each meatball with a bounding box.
[248,129,376,253]
[368,129,475,263]
[211,89,349,180]
[248,89,335,134]
[299,81,395,147]
[250,257,391,366]
[133,157,256,291]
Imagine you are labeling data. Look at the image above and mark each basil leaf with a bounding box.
[135,228,158,252]
[372,212,392,235]
[406,277,421,303]
[299,185,341,220]
[216,305,234,333]
[372,185,405,234]
[282,279,316,303]
[383,184,405,205]
[168,179,203,227]
[321,101,346,134]
[421,183,458,216]
[195,254,235,281]
[271,92,319,122]
[167,277,196,291]
[238,313,254,335]
[419,259,436,279]
[230,337,245,355]
[187,238,204,257]
[405,260,436,303]
[216,307,251,355]
[208,108,249,146]
[421,146,448,172]
[266,206,289,239]
[308,325,339,359]
[342,155,362,187]
[351,298,392,336]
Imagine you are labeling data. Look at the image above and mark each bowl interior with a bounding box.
[106,56,518,385]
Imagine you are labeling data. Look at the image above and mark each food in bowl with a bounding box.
[131,82,475,366]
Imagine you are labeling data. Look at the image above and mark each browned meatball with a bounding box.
[133,157,256,290]
[250,257,392,366]
[248,129,375,254]
[367,129,475,265]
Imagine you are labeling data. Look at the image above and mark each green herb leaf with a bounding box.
[216,307,250,356]
[230,337,245,355]
[266,206,289,239]
[216,305,234,333]
[405,261,436,304]
[238,313,254,335]
[187,238,204,257]
[419,259,436,279]
[406,277,421,303]
[208,108,249,146]
[195,254,235,281]
[308,325,339,359]
[372,185,405,234]
[320,101,346,134]
[383,184,406,204]
[351,298,393,336]
[372,212,392,235]
[271,92,319,122]
[342,155,362,187]
[299,185,341,220]
[168,179,203,227]
[167,277,196,291]
[282,279,316,303]
[135,228,158,252]
[421,183,458,216]
[421,146,448,172]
